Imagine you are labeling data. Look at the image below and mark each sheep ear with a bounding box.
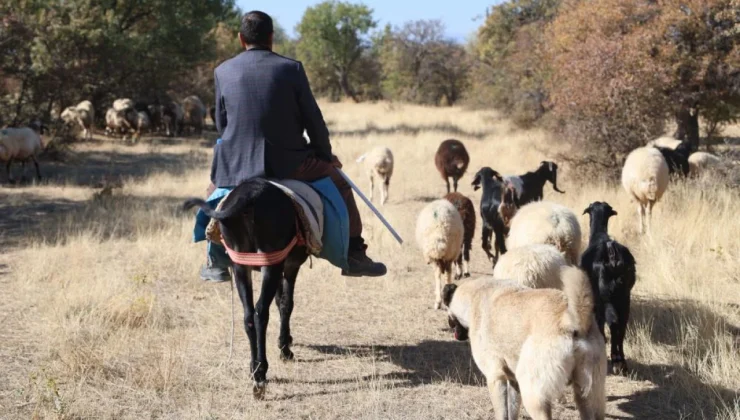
[491,171,503,182]
[611,209,618,217]
[442,283,457,308]
[582,205,592,215]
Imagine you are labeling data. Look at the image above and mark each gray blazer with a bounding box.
[211,48,332,186]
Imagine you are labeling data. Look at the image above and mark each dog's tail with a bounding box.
[560,266,594,336]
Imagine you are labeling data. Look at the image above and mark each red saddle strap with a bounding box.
[221,220,305,267]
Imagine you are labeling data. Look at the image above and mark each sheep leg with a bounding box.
[453,176,459,193]
[610,299,630,374]
[493,225,507,266]
[5,159,13,183]
[646,201,655,234]
[369,173,375,202]
[482,225,494,262]
[382,176,389,206]
[463,241,471,277]
[445,177,451,194]
[454,251,463,280]
[637,203,646,234]
[434,263,443,310]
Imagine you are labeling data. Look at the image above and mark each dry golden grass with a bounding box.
[0,102,738,419]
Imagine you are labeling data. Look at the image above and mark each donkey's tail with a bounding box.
[182,180,266,220]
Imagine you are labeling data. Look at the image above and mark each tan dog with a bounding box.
[443,267,606,420]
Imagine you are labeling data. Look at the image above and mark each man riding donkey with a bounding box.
[196,10,386,281]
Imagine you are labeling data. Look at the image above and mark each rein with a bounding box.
[221,221,305,266]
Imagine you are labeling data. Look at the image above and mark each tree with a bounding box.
[377,20,470,105]
[295,1,376,102]
[273,22,297,58]
[1,0,239,126]
[548,0,740,174]
[468,0,560,125]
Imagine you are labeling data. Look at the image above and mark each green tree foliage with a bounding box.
[468,0,560,125]
[0,0,239,125]
[273,22,297,59]
[377,20,469,105]
[295,1,376,102]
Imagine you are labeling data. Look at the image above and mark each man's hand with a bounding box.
[331,155,343,169]
[206,182,217,197]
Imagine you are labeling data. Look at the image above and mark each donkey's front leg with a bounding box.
[252,263,283,398]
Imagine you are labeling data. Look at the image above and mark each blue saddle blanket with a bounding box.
[192,177,349,270]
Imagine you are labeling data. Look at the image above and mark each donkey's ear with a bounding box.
[442,283,458,308]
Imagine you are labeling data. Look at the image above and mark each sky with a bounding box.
[236,0,502,43]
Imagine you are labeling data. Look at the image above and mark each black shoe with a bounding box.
[342,252,387,277]
[341,237,386,277]
[199,265,231,283]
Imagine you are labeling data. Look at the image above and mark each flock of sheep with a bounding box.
[356,136,726,419]
[62,95,211,143]
[0,95,215,183]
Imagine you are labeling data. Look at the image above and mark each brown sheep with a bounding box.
[435,139,469,193]
[445,192,476,279]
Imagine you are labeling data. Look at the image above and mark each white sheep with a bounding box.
[0,127,43,182]
[416,199,464,309]
[356,146,394,205]
[113,98,135,111]
[492,244,569,289]
[647,136,682,150]
[506,201,582,265]
[61,100,95,140]
[688,152,721,177]
[105,107,134,141]
[621,146,669,234]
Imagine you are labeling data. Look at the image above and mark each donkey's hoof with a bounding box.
[253,382,267,400]
[280,348,295,361]
[610,359,629,376]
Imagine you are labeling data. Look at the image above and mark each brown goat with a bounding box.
[445,192,476,279]
[435,139,470,193]
[498,181,519,232]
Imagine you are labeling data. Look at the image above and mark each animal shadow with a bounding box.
[306,340,485,387]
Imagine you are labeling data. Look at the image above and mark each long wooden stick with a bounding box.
[337,169,404,245]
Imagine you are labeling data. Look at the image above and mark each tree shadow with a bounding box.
[330,122,493,140]
[0,193,84,252]
[0,192,190,252]
[305,340,485,388]
[27,146,209,187]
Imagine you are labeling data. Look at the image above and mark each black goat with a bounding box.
[435,139,470,193]
[183,178,309,398]
[580,201,636,374]
[505,160,565,206]
[655,141,693,177]
[472,167,508,267]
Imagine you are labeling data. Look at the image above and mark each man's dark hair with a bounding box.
[240,11,273,46]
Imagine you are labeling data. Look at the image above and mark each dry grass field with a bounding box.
[1,102,738,419]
